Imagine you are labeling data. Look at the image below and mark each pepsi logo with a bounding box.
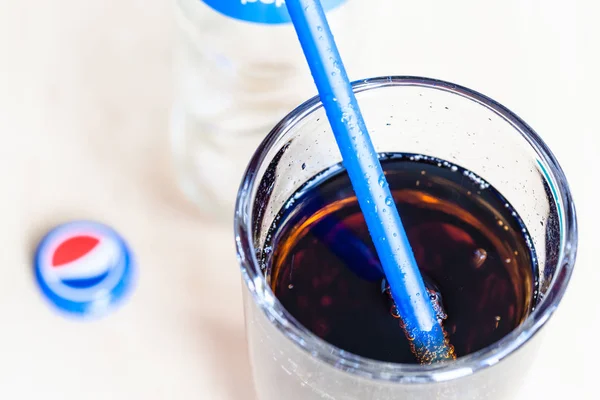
[35,221,135,316]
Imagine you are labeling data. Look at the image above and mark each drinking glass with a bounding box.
[234,76,577,400]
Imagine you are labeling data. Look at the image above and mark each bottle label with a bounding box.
[201,0,347,24]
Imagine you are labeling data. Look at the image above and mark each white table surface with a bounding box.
[0,1,598,398]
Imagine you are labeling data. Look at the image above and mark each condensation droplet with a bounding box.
[301,163,306,170]
[385,196,394,206]
[473,248,488,269]
[288,284,294,289]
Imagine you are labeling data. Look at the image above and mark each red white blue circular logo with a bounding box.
[34,221,135,317]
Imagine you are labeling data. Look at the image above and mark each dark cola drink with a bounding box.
[262,153,538,364]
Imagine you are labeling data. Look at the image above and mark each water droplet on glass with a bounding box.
[385,196,394,206]
[472,248,487,269]
[317,26,323,31]
[301,163,306,170]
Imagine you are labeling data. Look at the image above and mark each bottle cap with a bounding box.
[34,221,136,317]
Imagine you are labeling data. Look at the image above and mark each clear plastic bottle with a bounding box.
[171,0,365,220]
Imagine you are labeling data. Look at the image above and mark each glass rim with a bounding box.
[234,76,578,384]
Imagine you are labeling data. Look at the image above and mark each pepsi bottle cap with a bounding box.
[34,221,136,318]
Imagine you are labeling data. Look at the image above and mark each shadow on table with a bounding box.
[200,317,257,400]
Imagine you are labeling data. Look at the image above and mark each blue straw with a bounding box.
[285,0,454,363]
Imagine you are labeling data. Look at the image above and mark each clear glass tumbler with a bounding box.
[234,76,577,400]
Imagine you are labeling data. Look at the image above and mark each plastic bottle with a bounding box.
[171,0,363,220]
